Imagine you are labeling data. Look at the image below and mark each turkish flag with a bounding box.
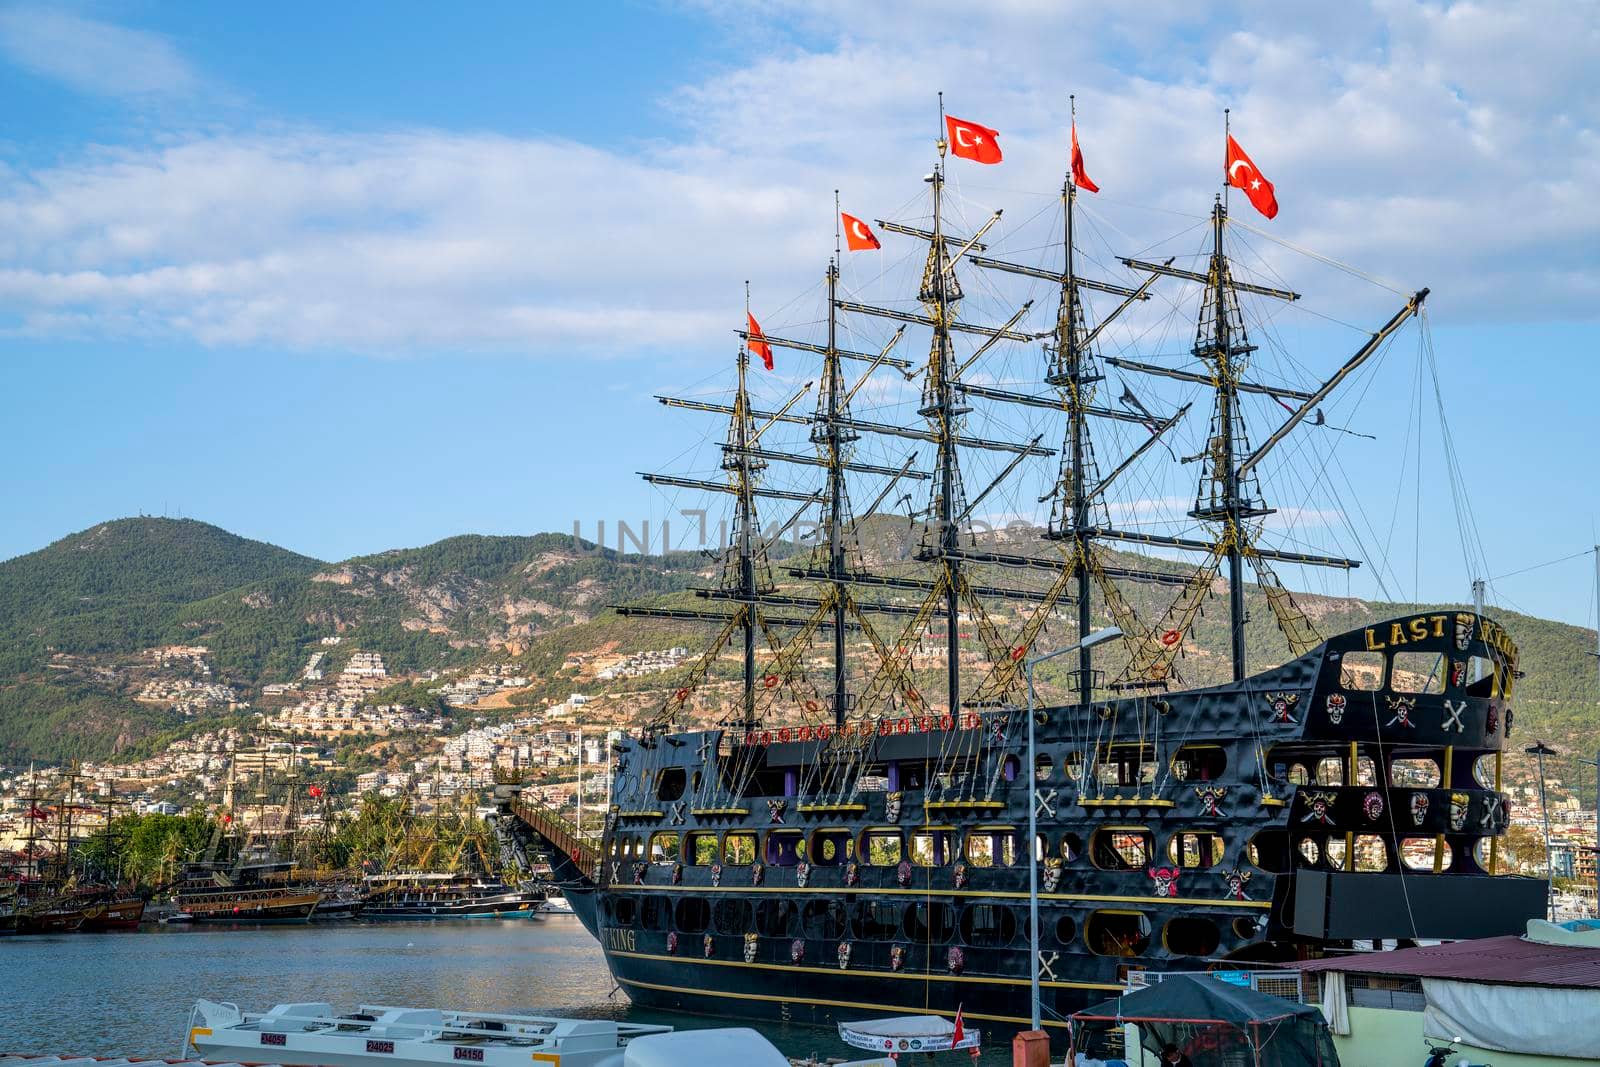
[951,1004,965,1045]
[1226,134,1278,219]
[747,312,774,371]
[841,212,880,251]
[945,116,1002,164]
[1070,121,1099,193]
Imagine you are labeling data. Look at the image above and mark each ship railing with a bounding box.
[508,795,599,880]
[1126,969,1305,1003]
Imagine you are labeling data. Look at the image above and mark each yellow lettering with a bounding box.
[1364,628,1385,651]
[1389,622,1407,647]
[1430,614,1447,638]
[1408,617,1429,641]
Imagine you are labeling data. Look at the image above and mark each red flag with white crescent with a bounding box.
[1070,121,1099,193]
[951,1004,965,1045]
[841,212,880,251]
[746,312,774,371]
[1226,134,1279,219]
[945,116,1002,164]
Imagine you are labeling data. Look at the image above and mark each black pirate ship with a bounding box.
[502,107,1544,1037]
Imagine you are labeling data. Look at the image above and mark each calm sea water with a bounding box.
[1,917,1016,1063]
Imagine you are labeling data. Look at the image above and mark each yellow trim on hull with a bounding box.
[604,948,1124,991]
[606,882,1270,909]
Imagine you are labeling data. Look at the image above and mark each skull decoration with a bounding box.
[885,791,903,822]
[666,931,678,954]
[1195,785,1228,818]
[946,945,965,975]
[1301,790,1338,825]
[1265,691,1301,725]
[790,938,805,963]
[953,861,969,890]
[1454,612,1474,652]
[1223,868,1252,901]
[1410,792,1430,827]
[1449,792,1470,832]
[845,861,860,887]
[836,941,852,970]
[710,862,722,888]
[1385,695,1418,729]
[767,799,786,824]
[671,863,683,885]
[890,944,907,972]
[1325,693,1347,726]
[751,862,765,886]
[1147,866,1180,897]
[632,862,647,885]
[795,862,810,888]
[897,860,913,887]
[1042,857,1064,893]
[1449,660,1466,688]
[1363,791,1385,821]
[1486,707,1499,735]
[703,934,715,958]
[743,932,759,964]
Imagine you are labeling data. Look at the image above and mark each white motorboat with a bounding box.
[187,1001,788,1067]
[540,894,575,915]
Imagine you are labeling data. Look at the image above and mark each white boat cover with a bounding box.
[1422,978,1600,1060]
[624,1029,787,1067]
[840,1016,954,1038]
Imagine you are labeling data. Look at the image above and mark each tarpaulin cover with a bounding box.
[1422,978,1600,1060]
[1072,974,1340,1067]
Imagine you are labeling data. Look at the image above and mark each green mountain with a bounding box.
[0,517,1594,783]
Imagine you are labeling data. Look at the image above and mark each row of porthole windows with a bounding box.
[1032,744,1229,786]
[618,826,1236,872]
[601,895,1245,958]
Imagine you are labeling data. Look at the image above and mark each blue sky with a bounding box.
[0,1,1596,629]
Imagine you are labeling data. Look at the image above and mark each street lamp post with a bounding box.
[1026,626,1122,1032]
[1526,740,1558,918]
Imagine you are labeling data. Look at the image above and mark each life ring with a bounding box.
[804,699,820,714]
[1011,646,1026,662]
[1160,629,1182,647]
[763,674,780,689]
[897,717,911,734]
[675,687,690,702]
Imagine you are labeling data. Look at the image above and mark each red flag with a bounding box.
[841,212,880,251]
[746,312,774,371]
[945,116,1002,164]
[1070,121,1099,193]
[951,1004,965,1045]
[1226,134,1278,219]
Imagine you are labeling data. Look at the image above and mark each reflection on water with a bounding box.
[2,917,1015,1064]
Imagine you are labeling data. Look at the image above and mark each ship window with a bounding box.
[673,897,710,933]
[1325,836,1347,871]
[713,898,752,934]
[1233,916,1261,940]
[911,829,954,867]
[1401,838,1443,872]
[1036,753,1053,781]
[903,901,955,942]
[1062,832,1082,862]
[801,899,847,940]
[649,832,680,863]
[1168,830,1225,869]
[1163,916,1220,958]
[1298,838,1321,867]
[1464,657,1495,696]
[965,828,1020,868]
[1390,652,1446,694]
[722,832,757,866]
[1001,754,1021,782]
[755,899,796,938]
[1098,743,1156,788]
[685,831,718,866]
[612,896,637,926]
[1090,828,1152,871]
[1340,651,1385,691]
[1391,759,1441,788]
[1055,914,1077,945]
[811,828,855,867]
[1354,834,1389,872]
[640,896,669,930]
[1245,829,1289,873]
[1473,755,1497,789]
[853,900,901,940]
[656,767,687,802]
[1315,757,1346,786]
[960,904,1017,947]
[1086,910,1151,957]
[861,829,903,866]
[1171,745,1227,783]
[764,830,805,867]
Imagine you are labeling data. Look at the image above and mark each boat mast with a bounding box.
[824,203,850,727]
[926,99,963,716]
[1058,98,1094,705]
[732,311,759,728]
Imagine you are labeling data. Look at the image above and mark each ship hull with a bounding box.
[178,892,321,924]
[81,898,146,931]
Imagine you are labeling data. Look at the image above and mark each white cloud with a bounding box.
[0,2,1593,355]
[0,6,196,97]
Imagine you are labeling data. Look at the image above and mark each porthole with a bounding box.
[673,897,710,933]
[1162,916,1220,957]
[1035,754,1053,781]
[1055,914,1077,946]
[1298,838,1322,867]
[1085,910,1151,957]
[613,896,637,926]
[959,904,1018,948]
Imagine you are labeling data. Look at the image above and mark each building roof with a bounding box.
[1295,934,1600,990]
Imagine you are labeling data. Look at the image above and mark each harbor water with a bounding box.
[2,917,1016,1064]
